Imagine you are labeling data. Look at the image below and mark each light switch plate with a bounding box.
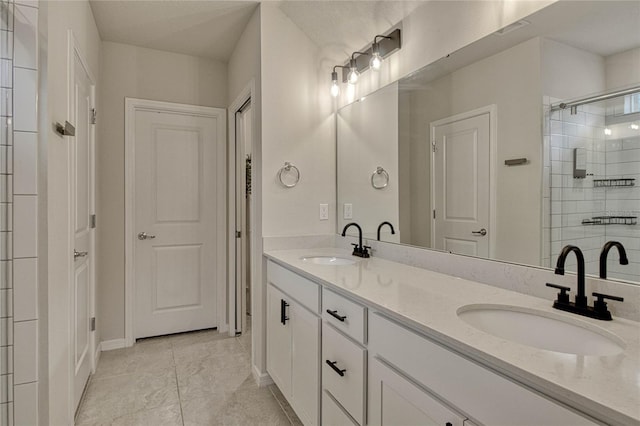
[343,203,353,219]
[319,204,329,220]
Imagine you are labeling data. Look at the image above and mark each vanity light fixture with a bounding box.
[330,28,402,96]
[370,35,392,70]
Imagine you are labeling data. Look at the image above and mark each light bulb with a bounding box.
[347,58,359,85]
[370,53,382,70]
[331,80,340,97]
[348,68,359,84]
[370,42,383,70]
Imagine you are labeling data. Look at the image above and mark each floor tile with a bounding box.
[76,368,179,424]
[182,376,290,426]
[77,320,301,426]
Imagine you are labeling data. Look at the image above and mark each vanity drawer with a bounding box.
[322,324,366,425]
[267,260,320,313]
[368,312,598,426]
[322,390,358,426]
[323,288,366,344]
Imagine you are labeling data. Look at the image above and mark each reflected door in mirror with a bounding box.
[432,111,491,257]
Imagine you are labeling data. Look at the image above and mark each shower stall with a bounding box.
[544,87,640,283]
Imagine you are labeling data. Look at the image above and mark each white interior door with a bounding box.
[133,106,221,339]
[71,48,94,411]
[432,112,490,257]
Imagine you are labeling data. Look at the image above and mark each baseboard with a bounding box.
[252,364,274,388]
[100,338,127,351]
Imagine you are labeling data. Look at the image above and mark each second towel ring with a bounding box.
[278,162,300,188]
[371,166,389,189]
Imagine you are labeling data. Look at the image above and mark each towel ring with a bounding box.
[371,166,389,189]
[278,162,300,188]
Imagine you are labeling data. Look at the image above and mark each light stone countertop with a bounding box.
[264,247,640,426]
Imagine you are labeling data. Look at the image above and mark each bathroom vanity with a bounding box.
[264,249,640,426]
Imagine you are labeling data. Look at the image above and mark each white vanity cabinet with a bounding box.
[369,357,470,426]
[266,262,321,426]
[368,312,599,426]
[265,258,605,426]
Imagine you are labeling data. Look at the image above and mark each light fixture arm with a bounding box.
[373,35,392,44]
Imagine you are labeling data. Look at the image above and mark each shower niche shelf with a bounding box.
[593,178,635,188]
[582,216,637,226]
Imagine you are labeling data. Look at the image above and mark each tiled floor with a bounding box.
[76,322,302,425]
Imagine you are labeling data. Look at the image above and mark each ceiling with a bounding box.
[89,0,259,61]
[89,0,423,62]
[278,1,424,60]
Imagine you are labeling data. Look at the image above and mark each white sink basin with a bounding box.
[301,256,356,266]
[457,305,625,356]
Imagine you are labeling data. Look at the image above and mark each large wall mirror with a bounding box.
[337,1,640,284]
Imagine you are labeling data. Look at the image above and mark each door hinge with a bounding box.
[236,230,241,238]
[433,209,436,219]
[90,108,97,125]
[432,140,437,152]
[90,317,96,332]
[90,214,97,229]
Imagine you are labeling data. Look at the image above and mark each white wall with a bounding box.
[260,4,335,238]
[46,1,100,424]
[337,83,400,241]
[605,47,640,90]
[541,38,605,100]
[226,7,264,381]
[402,37,543,265]
[334,0,555,107]
[97,41,228,342]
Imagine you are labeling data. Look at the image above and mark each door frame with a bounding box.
[429,104,497,258]
[228,81,255,337]
[124,98,227,347]
[67,30,97,412]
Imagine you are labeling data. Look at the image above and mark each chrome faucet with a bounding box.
[342,222,370,258]
[377,221,395,241]
[599,241,629,279]
[546,244,624,321]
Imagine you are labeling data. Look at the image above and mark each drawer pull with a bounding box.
[326,360,346,377]
[280,299,289,325]
[326,309,347,322]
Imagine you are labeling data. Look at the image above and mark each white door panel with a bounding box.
[433,112,490,257]
[72,50,93,411]
[134,110,220,339]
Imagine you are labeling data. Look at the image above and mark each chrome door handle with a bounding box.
[137,232,156,240]
[472,228,487,236]
[74,249,88,260]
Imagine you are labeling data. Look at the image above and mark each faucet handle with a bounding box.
[592,292,624,320]
[546,283,570,304]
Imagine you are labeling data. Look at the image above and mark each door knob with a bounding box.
[74,249,88,260]
[137,232,156,240]
[472,228,487,236]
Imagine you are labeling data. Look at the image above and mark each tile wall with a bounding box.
[544,96,639,283]
[0,0,39,425]
[603,133,640,282]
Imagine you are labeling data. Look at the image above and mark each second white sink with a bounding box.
[302,256,357,266]
[457,304,625,356]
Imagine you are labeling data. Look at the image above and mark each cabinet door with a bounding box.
[369,357,467,426]
[267,284,292,396]
[291,302,321,425]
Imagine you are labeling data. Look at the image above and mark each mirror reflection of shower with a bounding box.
[544,87,640,283]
